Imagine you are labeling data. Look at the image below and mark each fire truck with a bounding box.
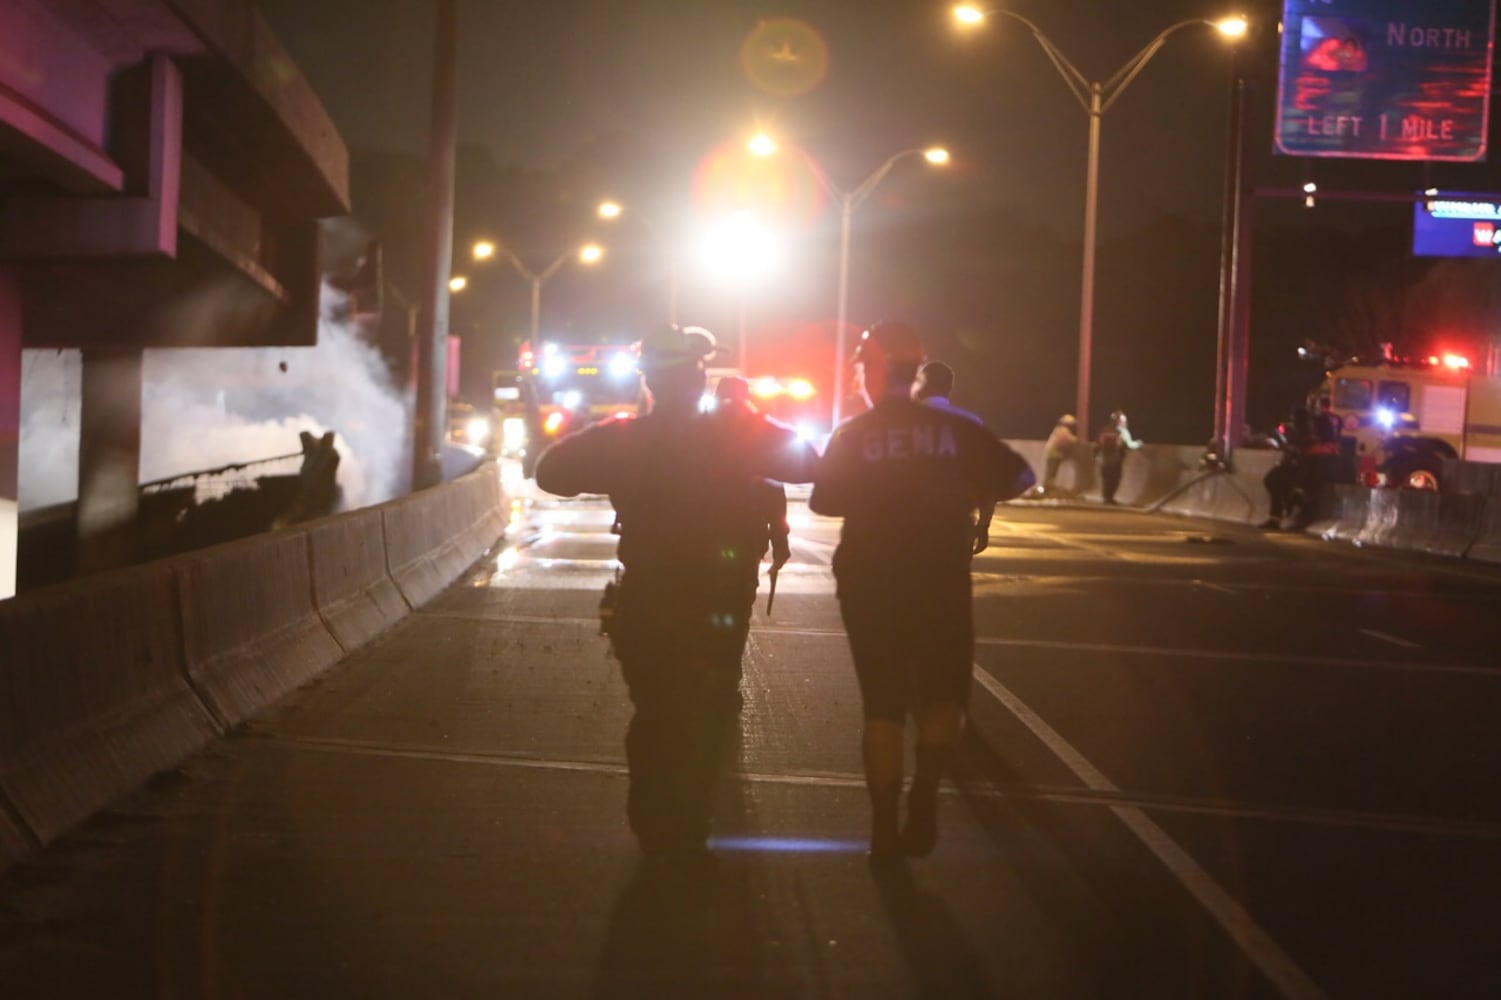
[1319,348,1501,489]
[510,339,645,476]
[705,368,826,444]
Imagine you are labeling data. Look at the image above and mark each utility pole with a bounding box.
[412,0,456,491]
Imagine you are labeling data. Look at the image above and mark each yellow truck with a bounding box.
[1321,352,1501,488]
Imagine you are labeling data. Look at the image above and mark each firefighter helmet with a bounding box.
[854,321,926,366]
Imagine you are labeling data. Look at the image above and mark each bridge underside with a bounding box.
[0,0,350,596]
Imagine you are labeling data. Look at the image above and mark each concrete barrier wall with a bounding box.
[307,507,410,652]
[0,564,221,849]
[383,465,500,608]
[0,465,506,873]
[175,529,345,730]
[1466,497,1501,565]
[1312,486,1370,543]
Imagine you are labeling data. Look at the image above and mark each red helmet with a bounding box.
[854,321,925,366]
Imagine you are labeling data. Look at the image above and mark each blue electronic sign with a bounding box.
[1276,0,1497,161]
[1413,193,1501,257]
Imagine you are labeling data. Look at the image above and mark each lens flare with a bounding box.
[738,19,830,97]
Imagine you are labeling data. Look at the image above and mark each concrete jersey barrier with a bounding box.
[1466,496,1501,565]
[0,563,221,853]
[0,466,507,875]
[175,528,345,730]
[383,466,502,609]
[307,507,411,652]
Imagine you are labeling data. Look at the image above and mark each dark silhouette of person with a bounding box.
[913,361,983,425]
[1261,408,1310,530]
[535,327,817,862]
[1095,410,1142,505]
[810,321,1034,865]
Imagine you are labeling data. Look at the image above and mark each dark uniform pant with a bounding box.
[1100,459,1124,503]
[610,577,753,853]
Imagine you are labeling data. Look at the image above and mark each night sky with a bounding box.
[255,0,1501,441]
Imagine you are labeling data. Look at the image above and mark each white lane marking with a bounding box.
[444,616,1490,679]
[971,636,1490,679]
[1359,629,1423,651]
[971,667,1326,1000]
[269,736,1501,842]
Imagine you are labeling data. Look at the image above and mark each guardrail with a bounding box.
[0,464,506,873]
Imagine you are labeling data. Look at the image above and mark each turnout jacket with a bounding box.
[811,398,1034,577]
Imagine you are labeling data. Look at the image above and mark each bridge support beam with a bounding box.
[75,348,142,575]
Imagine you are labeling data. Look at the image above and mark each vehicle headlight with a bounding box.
[502,417,526,449]
[465,416,490,444]
[608,352,637,378]
[543,356,567,379]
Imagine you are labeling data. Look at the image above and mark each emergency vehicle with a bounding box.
[705,368,826,444]
[512,339,644,475]
[1319,349,1501,489]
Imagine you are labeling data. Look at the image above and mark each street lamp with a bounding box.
[474,240,606,344]
[596,199,679,325]
[448,275,468,293]
[954,5,1247,434]
[697,211,781,371]
[472,240,496,261]
[750,134,950,426]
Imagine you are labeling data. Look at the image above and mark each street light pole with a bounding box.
[495,245,594,344]
[753,137,948,427]
[412,0,456,492]
[1078,81,1102,441]
[955,7,1246,435]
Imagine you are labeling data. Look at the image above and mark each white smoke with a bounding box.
[18,285,410,512]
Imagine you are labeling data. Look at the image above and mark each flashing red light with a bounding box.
[751,377,781,399]
[1442,353,1471,370]
[543,411,566,435]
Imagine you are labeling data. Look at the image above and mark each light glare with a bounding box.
[598,201,622,219]
[580,243,604,264]
[448,275,468,292]
[747,132,778,157]
[1216,16,1249,38]
[698,212,780,284]
[924,147,951,165]
[953,5,986,26]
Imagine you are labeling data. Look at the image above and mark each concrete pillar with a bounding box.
[76,347,142,574]
[0,267,20,599]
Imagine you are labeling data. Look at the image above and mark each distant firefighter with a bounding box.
[1095,409,1142,505]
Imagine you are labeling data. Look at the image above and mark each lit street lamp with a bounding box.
[749,133,950,426]
[697,211,781,371]
[596,199,679,325]
[472,240,605,344]
[954,5,1247,435]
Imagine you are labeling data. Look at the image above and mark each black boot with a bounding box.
[868,784,902,867]
[902,742,951,857]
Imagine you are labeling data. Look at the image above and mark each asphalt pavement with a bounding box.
[1,475,1498,998]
